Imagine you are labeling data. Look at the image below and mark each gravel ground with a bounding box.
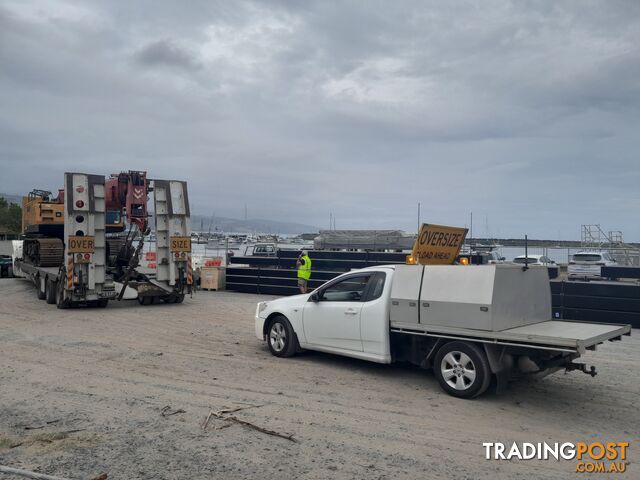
[0,278,637,479]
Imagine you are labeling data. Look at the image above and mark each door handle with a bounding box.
[344,309,358,315]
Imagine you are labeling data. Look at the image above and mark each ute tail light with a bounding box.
[73,273,79,285]
[84,253,90,260]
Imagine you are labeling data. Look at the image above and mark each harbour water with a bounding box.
[139,235,638,269]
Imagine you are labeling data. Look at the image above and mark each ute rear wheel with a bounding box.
[433,341,491,399]
[45,278,57,304]
[267,315,298,358]
[174,294,185,304]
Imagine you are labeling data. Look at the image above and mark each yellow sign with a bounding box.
[170,236,192,253]
[68,236,95,253]
[411,223,468,265]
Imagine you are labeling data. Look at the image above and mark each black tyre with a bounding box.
[97,298,109,308]
[174,294,185,304]
[137,296,152,306]
[433,341,491,399]
[56,274,70,309]
[36,276,46,300]
[266,315,298,358]
[45,278,57,304]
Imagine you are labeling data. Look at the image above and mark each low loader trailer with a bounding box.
[15,172,192,308]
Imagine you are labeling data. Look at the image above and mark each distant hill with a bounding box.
[0,193,21,205]
[191,214,318,235]
[0,193,316,234]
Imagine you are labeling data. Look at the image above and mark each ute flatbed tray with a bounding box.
[390,320,632,354]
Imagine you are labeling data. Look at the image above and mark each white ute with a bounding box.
[255,264,631,398]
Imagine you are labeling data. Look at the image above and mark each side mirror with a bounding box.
[310,292,320,302]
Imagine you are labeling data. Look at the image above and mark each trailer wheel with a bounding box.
[267,315,298,358]
[97,298,109,308]
[138,296,153,306]
[434,341,491,399]
[45,278,57,304]
[56,273,70,309]
[36,275,46,300]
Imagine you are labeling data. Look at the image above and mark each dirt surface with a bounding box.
[0,277,637,479]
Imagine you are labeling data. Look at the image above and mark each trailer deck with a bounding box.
[16,261,60,281]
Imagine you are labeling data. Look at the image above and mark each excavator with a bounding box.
[19,171,192,307]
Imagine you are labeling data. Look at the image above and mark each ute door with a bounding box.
[302,273,374,352]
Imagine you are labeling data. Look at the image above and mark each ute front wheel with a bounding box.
[433,341,491,399]
[267,316,298,358]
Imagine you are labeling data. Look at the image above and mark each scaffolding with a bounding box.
[580,225,638,266]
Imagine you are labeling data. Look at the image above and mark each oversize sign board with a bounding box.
[67,235,95,254]
[170,236,192,253]
[412,223,468,265]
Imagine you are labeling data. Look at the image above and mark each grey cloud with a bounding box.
[0,1,639,239]
[135,39,201,70]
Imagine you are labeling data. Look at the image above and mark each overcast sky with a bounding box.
[1,1,639,239]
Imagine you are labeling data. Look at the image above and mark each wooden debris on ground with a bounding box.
[200,404,296,443]
[160,406,186,417]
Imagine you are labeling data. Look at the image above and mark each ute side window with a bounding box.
[320,274,372,302]
[365,272,386,301]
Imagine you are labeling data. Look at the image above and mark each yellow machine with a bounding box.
[21,190,65,267]
[21,188,125,267]
[22,190,64,234]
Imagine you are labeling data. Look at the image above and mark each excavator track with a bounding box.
[23,238,64,267]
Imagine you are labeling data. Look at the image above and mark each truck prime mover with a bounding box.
[255,263,631,398]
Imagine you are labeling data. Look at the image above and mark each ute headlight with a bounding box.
[258,302,268,317]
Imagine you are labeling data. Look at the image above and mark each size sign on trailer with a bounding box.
[170,236,192,253]
[411,224,468,265]
[67,236,95,253]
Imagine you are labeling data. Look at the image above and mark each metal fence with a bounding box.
[496,246,640,266]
